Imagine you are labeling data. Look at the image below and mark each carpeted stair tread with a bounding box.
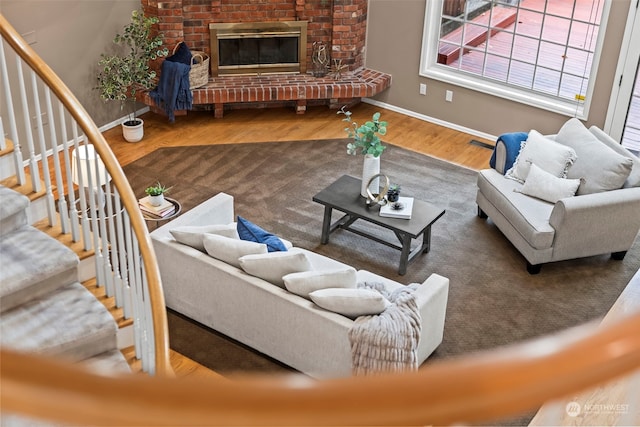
[80,349,132,375]
[0,225,79,313]
[0,185,29,236]
[0,282,117,361]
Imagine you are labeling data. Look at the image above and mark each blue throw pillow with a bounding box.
[237,216,287,252]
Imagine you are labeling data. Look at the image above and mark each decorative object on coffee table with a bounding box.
[365,173,390,207]
[380,197,414,220]
[338,107,388,197]
[387,184,401,202]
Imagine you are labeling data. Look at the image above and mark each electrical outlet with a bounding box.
[445,90,453,102]
[419,83,427,95]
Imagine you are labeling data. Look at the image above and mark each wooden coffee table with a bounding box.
[312,175,445,275]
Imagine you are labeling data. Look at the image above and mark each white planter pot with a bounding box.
[361,154,381,197]
[148,194,165,207]
[122,118,144,143]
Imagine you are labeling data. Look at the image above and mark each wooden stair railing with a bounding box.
[2,309,640,425]
[0,13,171,377]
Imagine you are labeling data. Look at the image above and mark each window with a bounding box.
[420,0,609,118]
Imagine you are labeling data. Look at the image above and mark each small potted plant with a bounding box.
[145,182,171,206]
[96,9,168,142]
[338,107,388,197]
[387,184,401,202]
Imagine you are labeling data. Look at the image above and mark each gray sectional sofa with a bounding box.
[151,192,450,378]
[477,118,640,274]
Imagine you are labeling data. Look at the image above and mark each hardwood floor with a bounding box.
[103,102,494,378]
[104,102,494,170]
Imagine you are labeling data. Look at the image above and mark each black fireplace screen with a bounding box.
[218,36,299,66]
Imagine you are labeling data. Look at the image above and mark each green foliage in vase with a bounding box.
[338,106,388,157]
[96,9,168,122]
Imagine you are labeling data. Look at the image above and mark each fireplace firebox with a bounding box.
[209,21,308,76]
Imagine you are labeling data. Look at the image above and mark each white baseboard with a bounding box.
[98,107,151,133]
[362,98,498,143]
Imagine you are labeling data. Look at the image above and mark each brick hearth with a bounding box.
[143,68,391,118]
[140,0,391,117]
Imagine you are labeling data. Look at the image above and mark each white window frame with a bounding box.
[419,0,611,119]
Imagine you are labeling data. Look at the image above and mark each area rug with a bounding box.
[123,139,640,371]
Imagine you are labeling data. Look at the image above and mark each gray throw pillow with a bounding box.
[505,130,577,183]
[556,118,634,195]
[203,234,267,268]
[170,223,239,252]
[238,250,312,288]
[309,288,390,319]
[283,268,357,299]
[519,163,581,203]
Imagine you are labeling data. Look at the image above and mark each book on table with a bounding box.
[139,196,175,218]
[379,197,414,220]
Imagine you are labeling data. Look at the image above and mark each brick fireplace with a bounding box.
[140,0,391,117]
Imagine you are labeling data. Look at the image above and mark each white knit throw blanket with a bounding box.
[349,282,421,376]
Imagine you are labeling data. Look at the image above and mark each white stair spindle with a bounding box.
[15,58,41,192]
[0,39,26,184]
[48,94,70,234]
[31,71,56,225]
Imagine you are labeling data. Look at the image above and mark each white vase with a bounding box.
[149,194,165,207]
[361,154,381,197]
[122,118,144,143]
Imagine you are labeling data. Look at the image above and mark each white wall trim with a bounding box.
[363,98,498,143]
[97,106,150,133]
[603,1,640,140]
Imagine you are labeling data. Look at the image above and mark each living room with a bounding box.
[1,0,640,425]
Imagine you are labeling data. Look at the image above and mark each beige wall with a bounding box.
[365,0,631,137]
[1,0,631,136]
[2,0,140,128]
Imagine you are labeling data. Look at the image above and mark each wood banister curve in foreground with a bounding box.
[3,309,640,426]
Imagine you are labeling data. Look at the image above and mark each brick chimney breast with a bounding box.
[141,0,368,71]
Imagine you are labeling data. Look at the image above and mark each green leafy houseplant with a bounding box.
[338,106,388,157]
[96,9,168,126]
[144,182,171,197]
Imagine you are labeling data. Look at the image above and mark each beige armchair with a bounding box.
[476,119,640,274]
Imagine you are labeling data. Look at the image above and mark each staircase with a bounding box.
[0,185,129,369]
[0,184,131,425]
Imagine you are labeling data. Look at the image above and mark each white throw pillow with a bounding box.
[309,288,390,319]
[555,118,634,194]
[203,234,267,268]
[238,250,312,288]
[506,130,577,183]
[519,163,581,203]
[170,223,239,252]
[283,268,357,299]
